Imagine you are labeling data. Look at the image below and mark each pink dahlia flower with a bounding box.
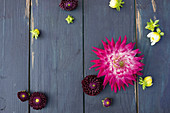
[90,36,144,93]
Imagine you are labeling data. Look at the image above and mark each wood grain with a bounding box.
[84,0,137,113]
[0,0,30,113]
[136,0,170,112]
[30,0,83,112]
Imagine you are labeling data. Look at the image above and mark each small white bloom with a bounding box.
[109,0,118,8]
[147,32,161,46]
[109,0,124,11]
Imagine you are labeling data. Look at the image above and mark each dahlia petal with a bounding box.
[134,57,143,61]
[120,35,127,48]
[117,82,121,91]
[89,64,101,69]
[138,51,141,54]
[92,47,104,53]
[105,37,111,45]
[121,78,129,87]
[136,72,143,76]
[127,80,134,85]
[111,37,115,47]
[90,59,101,63]
[115,36,121,50]
[92,50,101,56]
[126,42,135,50]
[114,84,118,93]
[98,69,105,77]
[103,79,109,88]
[101,40,108,50]
[111,84,114,91]
[122,84,126,91]
[131,49,139,56]
[139,55,144,58]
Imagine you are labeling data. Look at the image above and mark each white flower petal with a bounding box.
[151,41,156,46]
[147,32,153,38]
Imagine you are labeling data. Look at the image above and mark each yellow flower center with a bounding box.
[119,61,124,67]
[68,3,71,6]
[151,37,154,41]
[35,99,40,103]
[92,84,96,87]
[106,101,110,105]
[22,95,25,98]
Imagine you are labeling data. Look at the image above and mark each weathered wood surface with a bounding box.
[136,0,170,113]
[84,0,137,113]
[30,0,83,113]
[0,0,30,113]
[0,0,170,113]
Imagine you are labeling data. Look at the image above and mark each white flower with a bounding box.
[147,32,161,46]
[109,0,124,11]
[109,0,118,8]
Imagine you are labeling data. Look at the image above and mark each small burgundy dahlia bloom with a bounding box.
[81,75,103,96]
[29,92,47,110]
[102,98,112,107]
[90,36,144,93]
[17,91,30,102]
[59,0,78,11]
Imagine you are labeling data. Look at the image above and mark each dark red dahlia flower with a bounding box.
[29,92,47,110]
[59,0,78,11]
[81,75,103,96]
[17,91,30,102]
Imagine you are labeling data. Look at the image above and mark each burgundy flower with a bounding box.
[29,92,47,110]
[59,0,78,11]
[81,75,103,96]
[17,91,30,102]
[102,98,112,107]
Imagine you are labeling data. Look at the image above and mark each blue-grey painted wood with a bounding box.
[136,0,170,112]
[0,0,30,113]
[84,0,137,113]
[30,0,83,113]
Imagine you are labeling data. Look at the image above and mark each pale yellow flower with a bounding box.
[147,32,161,46]
[144,76,153,87]
[139,76,153,90]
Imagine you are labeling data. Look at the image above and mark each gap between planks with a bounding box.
[27,0,32,113]
[134,0,139,113]
[82,0,85,113]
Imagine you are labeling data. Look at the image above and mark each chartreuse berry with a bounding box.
[139,76,153,90]
[145,19,159,32]
[65,15,74,24]
[30,29,40,39]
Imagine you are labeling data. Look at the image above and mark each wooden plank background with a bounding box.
[0,0,30,113]
[136,0,170,113]
[0,0,170,113]
[30,0,83,113]
[84,0,137,113]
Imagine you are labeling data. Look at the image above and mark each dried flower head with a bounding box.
[81,75,103,96]
[29,92,47,110]
[59,0,78,11]
[17,91,30,102]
